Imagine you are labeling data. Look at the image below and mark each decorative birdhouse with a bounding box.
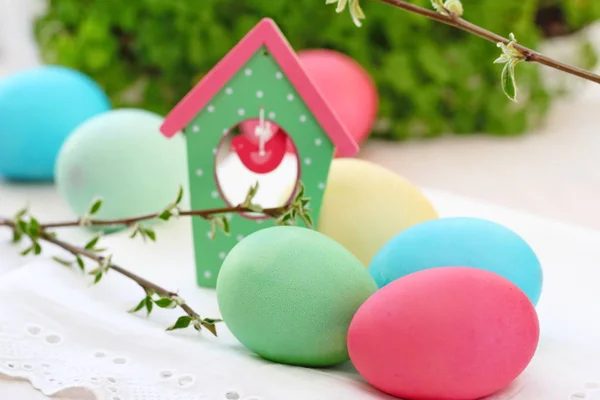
[160,18,358,288]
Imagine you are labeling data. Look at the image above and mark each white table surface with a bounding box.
[1,179,600,400]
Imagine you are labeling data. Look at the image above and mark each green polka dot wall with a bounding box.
[184,46,335,288]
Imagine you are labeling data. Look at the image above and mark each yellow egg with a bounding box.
[317,158,438,266]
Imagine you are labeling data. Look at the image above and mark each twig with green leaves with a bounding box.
[327,0,600,101]
[0,182,313,337]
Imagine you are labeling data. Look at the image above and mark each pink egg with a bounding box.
[348,267,540,400]
[298,49,378,150]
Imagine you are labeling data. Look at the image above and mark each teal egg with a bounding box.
[216,226,378,367]
[0,66,111,181]
[368,217,543,305]
[55,109,187,232]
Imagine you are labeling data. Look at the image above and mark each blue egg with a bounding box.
[368,217,543,305]
[0,66,111,181]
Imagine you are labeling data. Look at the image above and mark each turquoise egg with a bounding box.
[0,66,111,181]
[55,109,187,232]
[368,217,543,305]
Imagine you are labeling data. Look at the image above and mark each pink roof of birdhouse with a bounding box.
[159,18,359,157]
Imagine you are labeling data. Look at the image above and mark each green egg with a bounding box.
[216,226,378,367]
[55,109,187,232]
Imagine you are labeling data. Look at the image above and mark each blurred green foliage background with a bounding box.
[34,0,600,140]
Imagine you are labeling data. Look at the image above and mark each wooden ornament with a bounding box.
[160,18,358,288]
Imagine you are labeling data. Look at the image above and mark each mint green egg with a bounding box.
[216,226,378,367]
[55,109,187,232]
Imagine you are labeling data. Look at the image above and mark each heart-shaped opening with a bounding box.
[214,119,300,220]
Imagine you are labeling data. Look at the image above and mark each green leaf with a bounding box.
[501,61,519,102]
[85,235,101,250]
[28,218,41,238]
[494,54,511,64]
[17,220,28,234]
[14,208,28,220]
[175,185,184,205]
[144,296,153,315]
[88,266,101,276]
[12,230,22,243]
[302,213,315,229]
[88,199,103,215]
[155,297,175,308]
[275,212,293,226]
[242,182,260,206]
[128,297,147,313]
[158,210,172,221]
[94,272,103,284]
[212,216,230,236]
[295,183,305,201]
[130,225,140,239]
[76,255,85,271]
[348,0,366,26]
[203,318,223,324]
[144,229,156,241]
[20,246,33,256]
[209,219,217,240]
[33,241,42,255]
[52,256,73,267]
[431,0,445,13]
[327,0,366,27]
[166,315,192,331]
[201,318,221,336]
[221,217,230,234]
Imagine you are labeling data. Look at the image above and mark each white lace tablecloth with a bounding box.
[0,182,600,400]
